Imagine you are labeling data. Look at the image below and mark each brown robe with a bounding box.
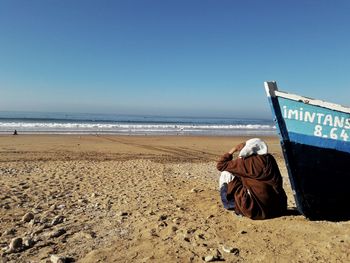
[217,153,287,220]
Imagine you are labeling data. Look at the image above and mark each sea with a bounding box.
[0,111,276,136]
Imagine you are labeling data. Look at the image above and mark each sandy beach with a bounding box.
[0,135,349,262]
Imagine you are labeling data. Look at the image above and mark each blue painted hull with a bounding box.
[282,140,350,220]
[266,83,350,220]
[278,97,350,154]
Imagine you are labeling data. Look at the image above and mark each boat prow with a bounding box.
[265,81,350,220]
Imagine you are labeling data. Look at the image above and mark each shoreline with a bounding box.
[0,134,281,162]
[0,114,276,137]
[0,130,277,136]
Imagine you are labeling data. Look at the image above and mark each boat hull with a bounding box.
[265,81,350,220]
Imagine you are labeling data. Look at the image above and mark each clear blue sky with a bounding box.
[1,0,349,118]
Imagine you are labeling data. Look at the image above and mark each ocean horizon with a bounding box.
[0,111,276,136]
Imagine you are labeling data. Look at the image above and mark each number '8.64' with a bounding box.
[314,125,349,141]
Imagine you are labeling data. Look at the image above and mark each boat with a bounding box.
[264,81,350,220]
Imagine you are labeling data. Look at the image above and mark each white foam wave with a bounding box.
[0,121,276,135]
[0,122,274,129]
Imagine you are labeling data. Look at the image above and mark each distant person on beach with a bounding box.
[217,138,287,220]
[13,130,18,135]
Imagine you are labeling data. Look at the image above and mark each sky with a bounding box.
[0,0,349,118]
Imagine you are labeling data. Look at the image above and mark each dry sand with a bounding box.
[0,135,349,263]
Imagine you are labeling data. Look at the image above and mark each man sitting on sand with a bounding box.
[217,138,287,220]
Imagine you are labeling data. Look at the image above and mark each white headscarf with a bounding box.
[238,138,268,158]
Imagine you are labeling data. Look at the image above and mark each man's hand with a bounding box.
[228,142,245,155]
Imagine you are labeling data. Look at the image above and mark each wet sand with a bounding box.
[0,135,349,262]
